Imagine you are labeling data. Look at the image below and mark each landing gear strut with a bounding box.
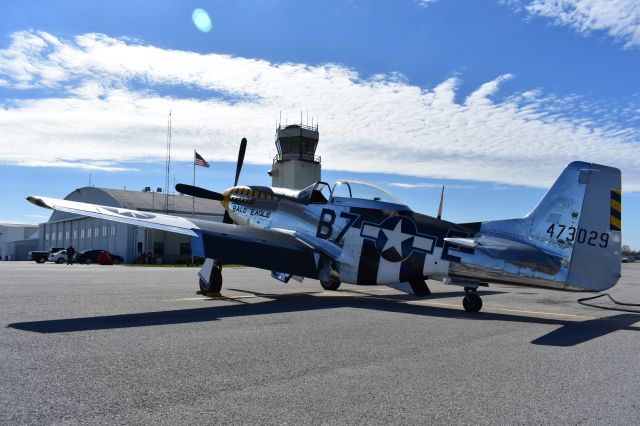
[198,258,223,295]
[462,288,482,313]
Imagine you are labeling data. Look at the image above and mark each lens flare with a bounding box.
[192,8,212,33]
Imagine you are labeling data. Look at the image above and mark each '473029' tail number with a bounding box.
[546,224,609,248]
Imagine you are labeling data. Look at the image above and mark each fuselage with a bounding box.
[221,183,484,286]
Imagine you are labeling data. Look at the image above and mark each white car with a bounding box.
[48,250,69,264]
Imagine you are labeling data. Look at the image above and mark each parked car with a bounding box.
[28,247,64,263]
[621,257,636,263]
[76,250,124,265]
[48,250,69,264]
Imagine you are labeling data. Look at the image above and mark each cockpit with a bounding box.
[294,180,408,209]
[331,180,404,205]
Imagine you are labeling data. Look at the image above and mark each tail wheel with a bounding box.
[320,276,341,291]
[463,292,483,313]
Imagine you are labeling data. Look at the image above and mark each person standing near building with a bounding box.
[66,244,76,265]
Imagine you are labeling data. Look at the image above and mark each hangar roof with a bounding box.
[48,187,224,223]
[99,188,224,215]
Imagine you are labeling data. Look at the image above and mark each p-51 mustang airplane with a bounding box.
[27,138,622,312]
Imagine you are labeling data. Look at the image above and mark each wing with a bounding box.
[27,195,320,277]
[28,195,199,236]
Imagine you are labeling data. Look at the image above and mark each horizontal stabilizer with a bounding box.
[443,237,478,249]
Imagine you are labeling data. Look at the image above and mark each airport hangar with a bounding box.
[36,123,322,263]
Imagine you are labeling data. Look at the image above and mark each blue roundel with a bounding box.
[374,216,417,262]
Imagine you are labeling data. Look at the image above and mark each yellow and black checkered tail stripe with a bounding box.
[610,189,621,231]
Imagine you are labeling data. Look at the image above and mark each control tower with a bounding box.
[268,123,321,189]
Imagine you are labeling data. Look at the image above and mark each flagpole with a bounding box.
[191,149,196,266]
[192,149,196,217]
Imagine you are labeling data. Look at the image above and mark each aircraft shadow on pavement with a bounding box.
[7,289,640,347]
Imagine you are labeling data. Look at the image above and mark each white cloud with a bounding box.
[416,0,439,7]
[388,183,476,189]
[0,31,639,191]
[509,0,640,48]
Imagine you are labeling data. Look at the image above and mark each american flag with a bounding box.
[195,152,210,168]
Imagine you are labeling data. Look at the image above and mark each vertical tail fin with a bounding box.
[528,161,622,291]
[481,161,622,291]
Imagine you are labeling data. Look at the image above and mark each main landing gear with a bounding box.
[198,259,223,295]
[462,287,483,313]
[320,274,341,290]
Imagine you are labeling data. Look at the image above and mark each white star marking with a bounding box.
[381,221,412,254]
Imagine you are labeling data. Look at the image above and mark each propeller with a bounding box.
[175,184,223,201]
[175,137,248,225]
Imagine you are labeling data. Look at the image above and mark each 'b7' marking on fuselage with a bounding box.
[316,208,359,243]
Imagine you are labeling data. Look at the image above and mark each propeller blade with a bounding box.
[223,210,234,224]
[175,183,224,201]
[437,185,445,220]
[234,137,247,186]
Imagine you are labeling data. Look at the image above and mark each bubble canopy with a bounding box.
[331,180,405,205]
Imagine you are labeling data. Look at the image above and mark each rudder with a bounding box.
[565,163,622,290]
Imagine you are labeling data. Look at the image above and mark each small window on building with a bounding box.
[51,232,56,241]
[73,230,78,239]
[65,231,70,240]
[95,227,99,237]
[80,229,85,239]
[45,232,49,241]
[153,242,164,256]
[87,228,92,238]
[180,242,191,255]
[110,225,116,236]
[58,231,63,241]
[102,226,107,237]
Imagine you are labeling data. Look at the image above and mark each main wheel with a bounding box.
[320,276,341,291]
[463,292,483,313]
[199,265,223,294]
[409,279,431,296]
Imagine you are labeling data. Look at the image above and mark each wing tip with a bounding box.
[26,196,50,209]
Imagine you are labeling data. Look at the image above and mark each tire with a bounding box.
[56,258,65,264]
[199,266,223,294]
[409,279,431,296]
[84,258,92,265]
[320,276,341,290]
[463,293,483,313]
[37,258,46,264]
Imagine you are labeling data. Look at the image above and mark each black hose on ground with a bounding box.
[577,293,640,313]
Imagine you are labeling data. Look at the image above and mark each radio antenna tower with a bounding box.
[164,110,172,213]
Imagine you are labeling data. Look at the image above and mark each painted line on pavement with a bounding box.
[410,300,593,319]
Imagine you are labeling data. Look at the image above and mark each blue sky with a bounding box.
[0,0,639,247]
